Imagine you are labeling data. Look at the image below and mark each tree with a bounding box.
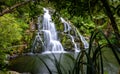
[0,0,31,16]
[49,0,120,44]
[0,13,29,70]
[100,0,120,40]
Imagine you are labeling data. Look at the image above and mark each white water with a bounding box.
[77,31,89,49]
[42,8,64,53]
[60,17,71,32]
[60,17,89,50]
[69,35,80,52]
[31,8,89,53]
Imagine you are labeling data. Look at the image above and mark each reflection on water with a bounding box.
[9,52,119,74]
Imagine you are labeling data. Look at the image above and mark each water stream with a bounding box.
[60,17,89,50]
[31,8,89,53]
[9,8,119,74]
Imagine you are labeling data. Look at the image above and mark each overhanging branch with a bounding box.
[0,0,31,16]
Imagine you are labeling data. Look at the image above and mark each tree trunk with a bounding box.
[100,0,120,41]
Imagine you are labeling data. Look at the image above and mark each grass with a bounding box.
[8,30,120,74]
[102,47,120,67]
[36,30,120,74]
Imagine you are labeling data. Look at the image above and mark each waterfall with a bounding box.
[60,17,71,32]
[31,8,89,53]
[69,35,80,52]
[76,29,89,49]
[41,8,64,53]
[79,34,89,49]
[61,17,80,52]
[60,17,89,50]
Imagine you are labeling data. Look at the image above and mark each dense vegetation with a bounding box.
[0,0,120,73]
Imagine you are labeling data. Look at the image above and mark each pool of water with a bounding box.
[9,51,119,74]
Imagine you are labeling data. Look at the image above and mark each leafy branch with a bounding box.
[0,0,31,16]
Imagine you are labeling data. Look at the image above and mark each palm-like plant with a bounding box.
[37,30,120,74]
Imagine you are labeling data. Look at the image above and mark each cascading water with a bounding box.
[41,8,64,53]
[61,17,79,52]
[60,17,89,50]
[69,35,80,52]
[79,33,89,49]
[60,17,71,32]
[31,8,89,53]
[10,8,118,74]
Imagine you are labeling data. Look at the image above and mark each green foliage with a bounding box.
[0,14,29,70]
[71,16,95,35]
[0,0,119,72]
[50,0,120,42]
[0,14,29,48]
[0,50,8,70]
[0,14,22,49]
[16,2,43,18]
[37,30,120,74]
